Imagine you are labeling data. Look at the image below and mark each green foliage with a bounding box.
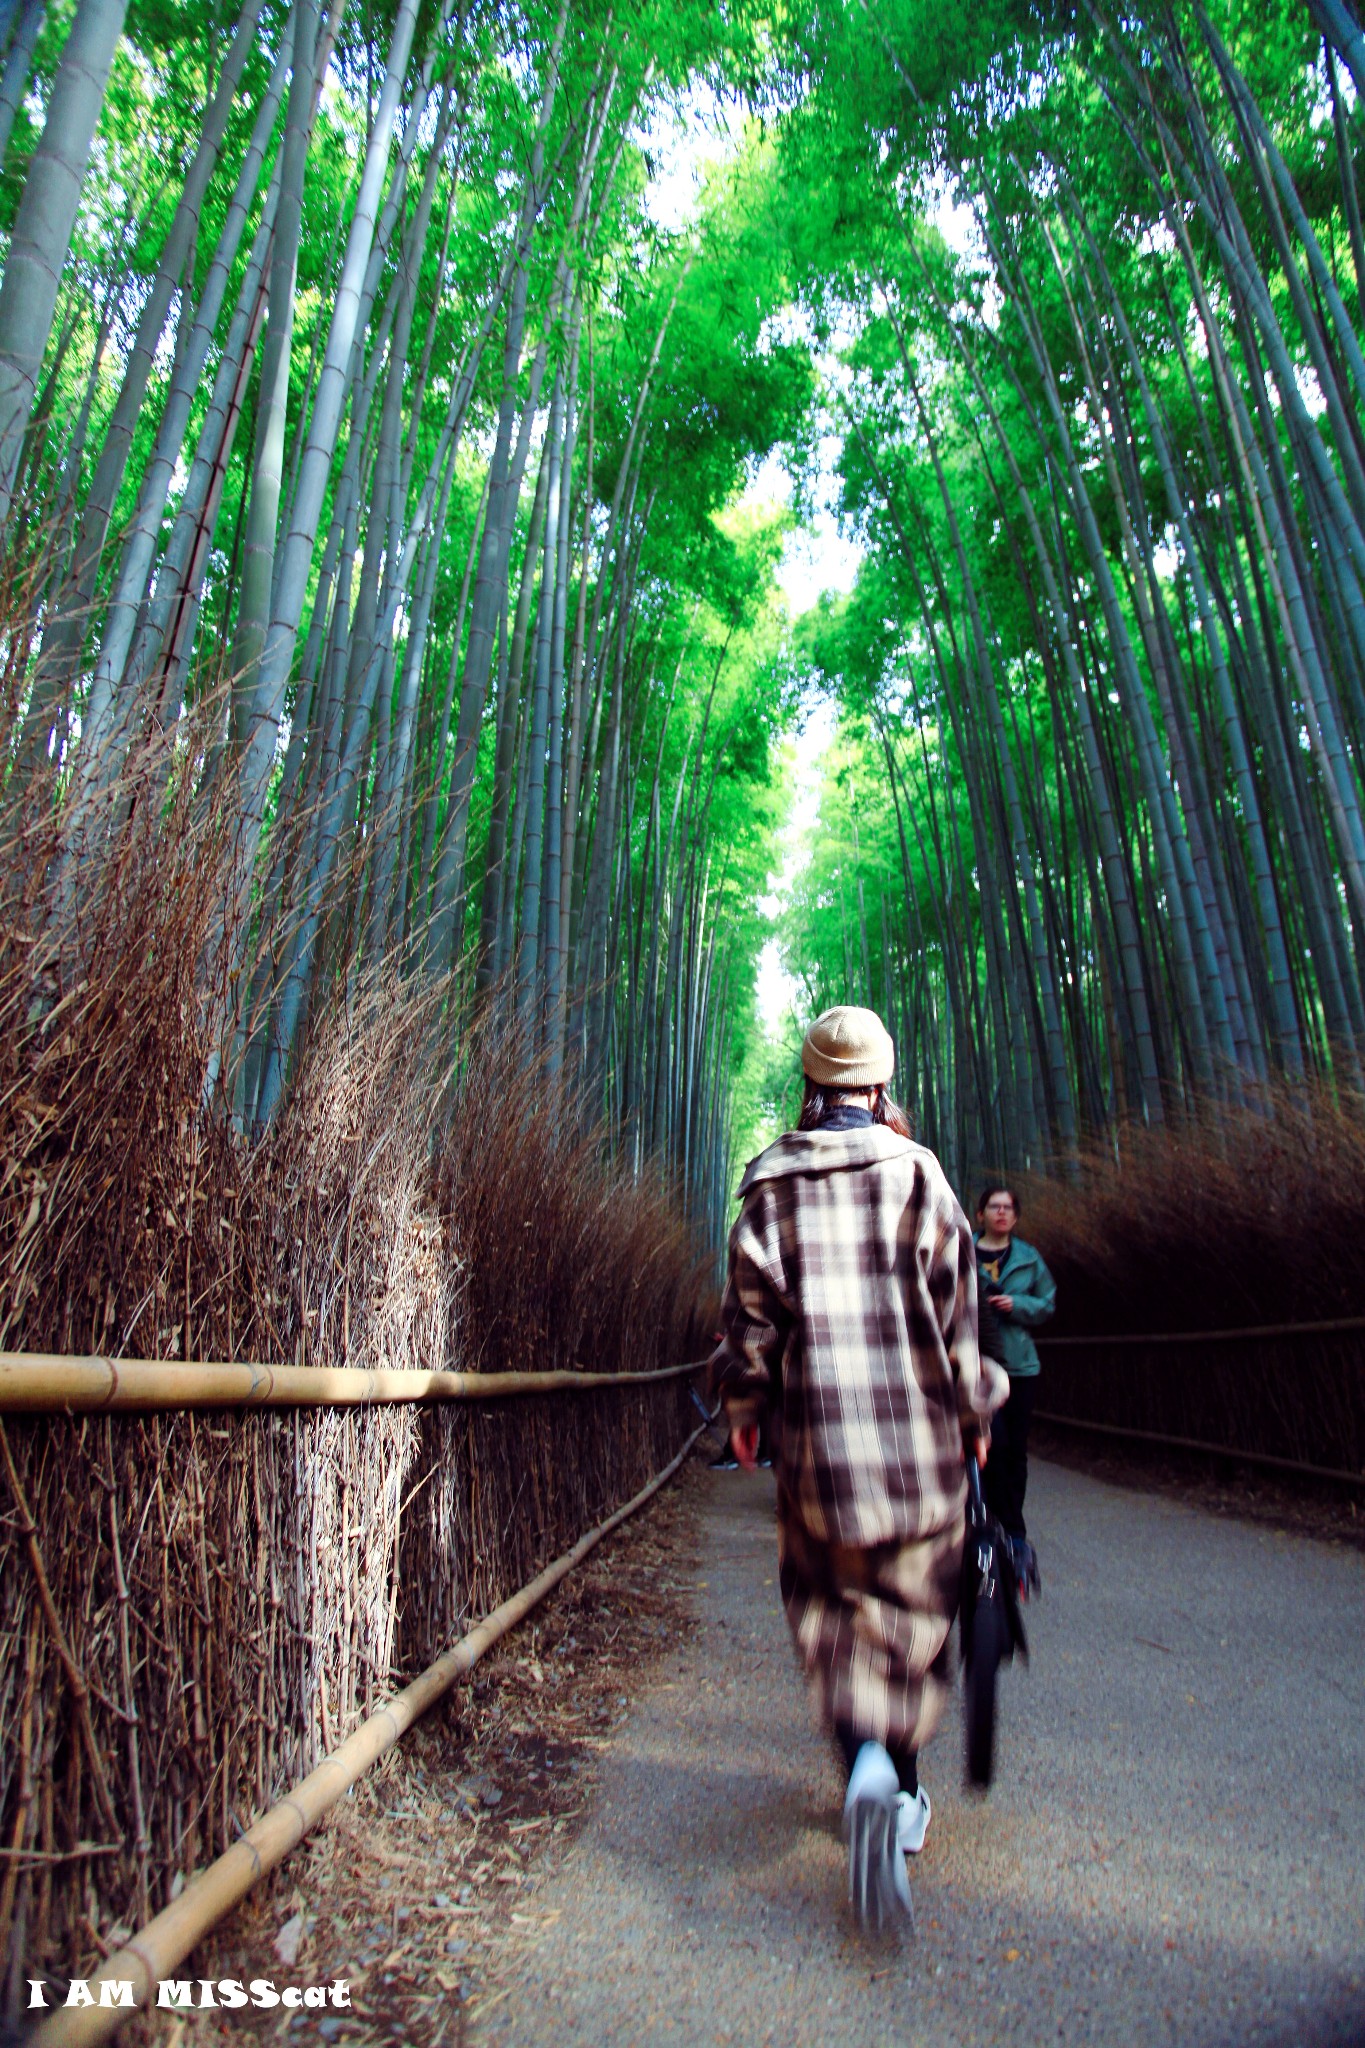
[744,0,1365,1186]
[5,0,1363,1225]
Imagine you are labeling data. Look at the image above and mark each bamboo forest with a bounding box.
[2,0,1364,1241]
[8,1,1365,2026]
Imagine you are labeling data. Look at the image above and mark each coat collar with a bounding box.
[737,1125,918,1196]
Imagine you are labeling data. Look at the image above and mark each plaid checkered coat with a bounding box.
[712,1127,1003,1550]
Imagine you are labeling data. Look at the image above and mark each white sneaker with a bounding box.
[842,1742,914,1932]
[896,1787,931,1855]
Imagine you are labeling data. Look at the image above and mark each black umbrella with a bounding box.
[960,1458,1030,1787]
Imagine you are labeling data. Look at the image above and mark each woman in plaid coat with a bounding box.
[712,1005,1006,1930]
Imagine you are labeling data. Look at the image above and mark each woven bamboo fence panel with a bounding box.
[0,1372,695,1988]
[1034,1324,1365,1481]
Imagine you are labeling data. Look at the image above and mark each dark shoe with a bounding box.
[1008,1536,1041,1600]
[709,1451,739,1470]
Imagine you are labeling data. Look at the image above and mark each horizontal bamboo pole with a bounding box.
[1034,1410,1365,1487]
[1037,1315,1365,1348]
[0,1352,707,1414]
[32,1419,708,2048]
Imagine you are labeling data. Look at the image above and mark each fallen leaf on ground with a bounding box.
[273,1912,303,1966]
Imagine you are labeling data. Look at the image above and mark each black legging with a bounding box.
[984,1373,1039,1539]
[836,1724,918,1796]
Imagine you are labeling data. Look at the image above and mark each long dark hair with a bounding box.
[797,1078,912,1137]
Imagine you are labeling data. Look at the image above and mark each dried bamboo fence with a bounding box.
[1034,1319,1365,1486]
[29,1422,708,2048]
[0,1353,704,2000]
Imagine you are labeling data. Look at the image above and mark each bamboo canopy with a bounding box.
[0,1353,707,1414]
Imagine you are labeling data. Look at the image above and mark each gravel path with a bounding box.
[478,1460,1365,2048]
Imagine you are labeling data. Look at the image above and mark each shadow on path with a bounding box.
[478,1460,1365,2048]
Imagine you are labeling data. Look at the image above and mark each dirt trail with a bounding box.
[476,1460,1365,2048]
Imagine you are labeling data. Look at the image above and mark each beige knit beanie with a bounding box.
[801,1005,895,1089]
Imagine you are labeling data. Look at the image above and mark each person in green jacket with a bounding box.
[975,1186,1056,1582]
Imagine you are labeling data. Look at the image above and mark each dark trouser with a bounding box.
[984,1372,1038,1539]
[835,1723,918,1797]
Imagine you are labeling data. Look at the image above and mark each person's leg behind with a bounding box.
[984,1375,1027,1535]
[834,1727,914,1794]
[985,1376,1042,1593]
[1006,1374,1039,1536]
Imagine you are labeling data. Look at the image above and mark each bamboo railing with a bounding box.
[1033,1319,1365,1486]
[0,1351,706,1413]
[1037,1315,1365,1347]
